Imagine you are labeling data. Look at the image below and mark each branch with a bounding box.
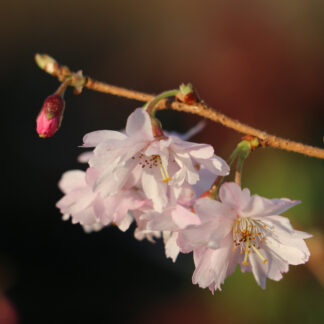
[35,54,324,159]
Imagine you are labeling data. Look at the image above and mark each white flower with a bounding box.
[56,168,145,232]
[133,183,200,262]
[82,108,229,212]
[178,182,312,292]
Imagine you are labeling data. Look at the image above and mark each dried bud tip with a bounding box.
[176,83,200,105]
[36,94,65,138]
[71,70,86,95]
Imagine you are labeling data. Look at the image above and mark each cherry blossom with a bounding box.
[82,108,229,212]
[178,182,311,291]
[56,168,146,232]
[133,183,200,262]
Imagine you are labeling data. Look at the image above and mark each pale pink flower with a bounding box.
[178,182,311,291]
[56,168,145,232]
[82,108,229,212]
[133,184,200,262]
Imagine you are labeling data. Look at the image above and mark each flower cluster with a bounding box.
[56,107,311,292]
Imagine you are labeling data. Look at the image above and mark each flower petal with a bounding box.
[219,182,251,211]
[58,170,86,194]
[82,130,126,147]
[194,197,235,223]
[125,108,153,139]
[192,235,235,291]
[192,247,217,288]
[265,235,310,265]
[141,171,168,212]
[194,155,230,176]
[171,137,214,158]
[171,204,201,229]
[163,231,180,262]
[241,196,300,218]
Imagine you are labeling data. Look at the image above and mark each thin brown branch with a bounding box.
[36,54,324,159]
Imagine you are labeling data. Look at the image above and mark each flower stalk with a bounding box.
[207,136,259,197]
[145,89,179,117]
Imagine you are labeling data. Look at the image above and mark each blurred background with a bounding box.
[1,0,324,323]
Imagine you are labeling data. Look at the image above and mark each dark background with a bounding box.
[1,1,324,323]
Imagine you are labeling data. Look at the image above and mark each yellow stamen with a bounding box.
[158,156,172,182]
[242,237,250,265]
[251,245,268,264]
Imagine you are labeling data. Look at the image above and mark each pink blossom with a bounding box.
[56,168,145,232]
[36,94,65,138]
[178,182,311,291]
[133,184,200,262]
[82,108,229,212]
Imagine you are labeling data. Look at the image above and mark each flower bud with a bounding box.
[35,54,58,74]
[176,83,200,105]
[36,94,65,138]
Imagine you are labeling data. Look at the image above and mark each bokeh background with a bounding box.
[2,0,324,323]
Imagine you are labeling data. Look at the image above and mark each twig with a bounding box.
[36,54,324,159]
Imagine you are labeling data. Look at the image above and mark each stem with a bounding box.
[145,89,179,117]
[208,140,250,197]
[55,78,72,96]
[234,170,241,187]
[235,153,245,186]
[36,54,324,160]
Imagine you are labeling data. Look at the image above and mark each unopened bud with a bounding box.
[35,54,58,74]
[36,94,65,138]
[176,83,200,105]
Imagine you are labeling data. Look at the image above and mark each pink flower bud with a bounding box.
[36,94,65,138]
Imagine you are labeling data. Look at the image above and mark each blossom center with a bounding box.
[132,153,172,183]
[232,216,268,266]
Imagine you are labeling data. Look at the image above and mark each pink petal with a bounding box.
[194,197,234,223]
[117,213,133,232]
[77,151,94,163]
[125,108,154,139]
[144,211,177,232]
[173,153,199,185]
[241,196,300,218]
[192,236,234,291]
[265,236,310,265]
[171,205,201,229]
[178,222,215,253]
[264,215,312,239]
[219,182,251,210]
[141,171,168,212]
[82,130,126,147]
[163,231,180,262]
[195,155,230,176]
[193,167,217,198]
[249,251,268,289]
[192,247,217,288]
[85,168,99,187]
[171,138,214,159]
[72,206,98,226]
[58,170,86,194]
